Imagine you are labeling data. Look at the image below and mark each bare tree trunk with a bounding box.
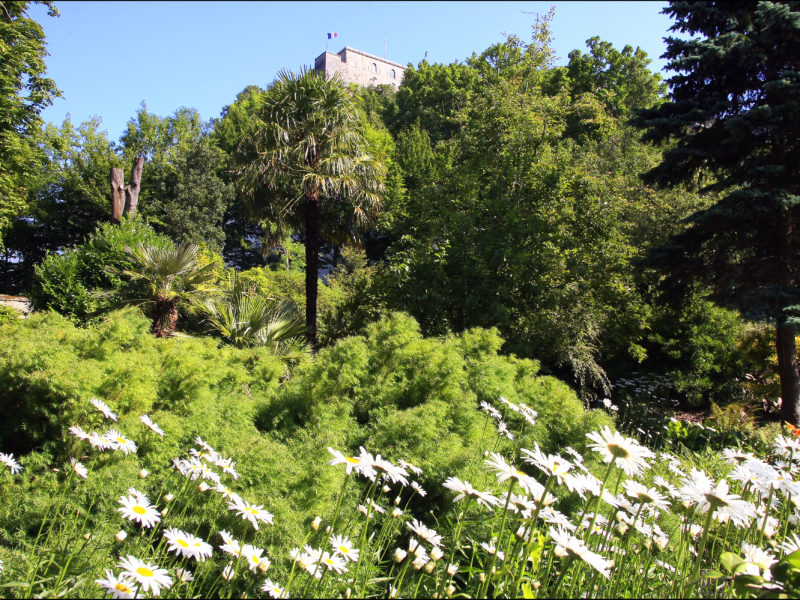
[778,205,800,425]
[124,157,145,216]
[110,168,126,223]
[304,191,321,349]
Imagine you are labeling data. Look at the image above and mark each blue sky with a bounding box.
[30,1,676,140]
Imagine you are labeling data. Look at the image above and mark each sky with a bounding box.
[29,1,678,140]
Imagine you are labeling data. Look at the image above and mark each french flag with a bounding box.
[327,32,337,39]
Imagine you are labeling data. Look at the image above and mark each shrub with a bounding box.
[30,216,172,324]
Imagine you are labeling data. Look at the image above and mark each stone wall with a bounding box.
[314,47,405,88]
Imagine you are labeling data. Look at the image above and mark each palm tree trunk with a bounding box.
[152,297,179,338]
[305,191,321,349]
[777,206,800,425]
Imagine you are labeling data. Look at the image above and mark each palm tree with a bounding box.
[235,68,386,347]
[196,272,307,358]
[117,243,217,337]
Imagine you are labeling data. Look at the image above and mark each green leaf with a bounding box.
[721,552,746,574]
[521,583,535,599]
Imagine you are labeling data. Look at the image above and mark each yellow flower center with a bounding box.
[177,539,189,548]
[136,566,154,577]
[133,505,147,515]
[251,555,260,563]
[345,456,360,464]
[246,507,257,514]
[115,437,127,445]
[115,583,131,592]
[608,444,630,459]
[339,545,349,554]
[324,558,334,565]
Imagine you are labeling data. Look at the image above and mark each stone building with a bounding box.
[314,47,406,88]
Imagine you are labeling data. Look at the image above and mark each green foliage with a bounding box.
[0,0,60,250]
[0,305,20,324]
[261,312,612,486]
[30,216,172,323]
[196,272,307,356]
[0,307,285,455]
[648,294,751,406]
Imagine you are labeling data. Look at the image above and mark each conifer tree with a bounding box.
[635,1,800,424]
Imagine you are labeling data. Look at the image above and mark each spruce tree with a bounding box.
[634,1,800,423]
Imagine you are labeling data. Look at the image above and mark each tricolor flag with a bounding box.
[327,32,337,39]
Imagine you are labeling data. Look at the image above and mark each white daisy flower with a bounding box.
[117,493,160,528]
[479,401,502,420]
[117,555,172,596]
[548,526,612,578]
[521,443,572,484]
[362,450,409,486]
[678,468,756,527]
[411,481,427,497]
[139,415,164,437]
[774,435,800,458]
[87,431,117,451]
[319,551,348,574]
[241,544,268,572]
[91,398,118,421]
[194,436,216,453]
[213,483,242,504]
[221,564,236,580]
[95,569,139,599]
[407,519,443,547]
[443,477,502,509]
[398,459,423,476]
[175,568,194,583]
[741,542,776,580]
[586,426,655,477]
[779,532,800,555]
[163,528,213,562]
[564,472,601,499]
[722,448,755,465]
[623,480,671,510]
[70,457,88,479]
[327,446,377,480]
[484,452,545,497]
[104,430,137,455]
[68,425,90,440]
[0,452,23,474]
[358,500,387,516]
[479,540,505,561]
[496,420,514,440]
[217,457,240,479]
[331,534,360,562]
[652,476,679,498]
[227,498,274,530]
[262,579,290,598]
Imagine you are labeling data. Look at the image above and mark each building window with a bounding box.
[371,63,377,73]
[390,69,396,79]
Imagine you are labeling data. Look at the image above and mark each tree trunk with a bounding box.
[109,168,126,223]
[151,297,179,338]
[778,205,800,425]
[777,318,800,425]
[124,157,145,216]
[304,191,321,349]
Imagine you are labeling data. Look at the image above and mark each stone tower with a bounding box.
[314,47,406,88]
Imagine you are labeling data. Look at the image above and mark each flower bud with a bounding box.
[424,561,435,573]
[198,482,209,492]
[258,558,271,573]
[83,532,91,540]
[479,572,486,583]
[446,585,455,597]
[139,469,149,478]
[431,546,444,561]
[394,495,402,506]
[222,564,235,581]
[311,516,322,531]
[392,507,403,518]
[345,589,351,599]
[161,508,169,517]
[394,548,407,563]
[115,530,127,543]
[382,485,391,494]
[163,493,174,503]
[447,563,458,577]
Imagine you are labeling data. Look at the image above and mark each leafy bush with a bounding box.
[30,216,172,324]
[260,312,613,488]
[0,308,286,455]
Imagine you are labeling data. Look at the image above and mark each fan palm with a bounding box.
[197,273,306,357]
[117,243,217,337]
[235,67,386,347]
